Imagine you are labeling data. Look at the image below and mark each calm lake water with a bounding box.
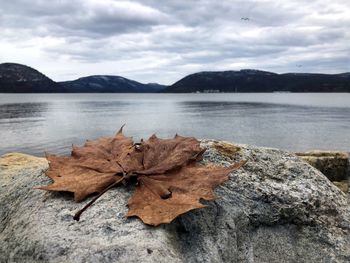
[0,93,349,156]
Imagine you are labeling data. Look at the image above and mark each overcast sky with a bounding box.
[1,0,349,84]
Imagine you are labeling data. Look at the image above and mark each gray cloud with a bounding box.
[0,0,349,84]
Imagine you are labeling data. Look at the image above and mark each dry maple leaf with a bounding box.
[38,126,140,202]
[137,134,205,175]
[38,127,246,226]
[127,162,246,226]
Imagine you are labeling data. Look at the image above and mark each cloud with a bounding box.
[0,0,349,84]
[0,0,170,37]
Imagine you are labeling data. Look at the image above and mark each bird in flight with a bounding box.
[241,17,250,21]
[296,64,302,68]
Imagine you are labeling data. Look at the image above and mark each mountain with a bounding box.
[164,69,350,93]
[1,63,349,93]
[0,63,64,92]
[60,76,165,93]
[0,63,165,93]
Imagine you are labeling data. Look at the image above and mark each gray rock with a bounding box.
[1,141,350,263]
[295,151,349,181]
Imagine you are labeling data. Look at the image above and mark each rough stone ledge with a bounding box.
[1,141,350,263]
[295,150,349,193]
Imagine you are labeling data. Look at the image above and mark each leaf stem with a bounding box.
[73,176,125,221]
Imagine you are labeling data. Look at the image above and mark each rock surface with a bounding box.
[295,151,349,181]
[333,181,349,194]
[1,142,350,263]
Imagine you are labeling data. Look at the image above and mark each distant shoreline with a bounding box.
[1,91,350,94]
[1,63,349,93]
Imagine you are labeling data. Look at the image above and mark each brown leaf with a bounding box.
[127,161,246,226]
[137,134,204,175]
[38,127,246,225]
[71,127,144,173]
[38,127,142,201]
[38,155,121,202]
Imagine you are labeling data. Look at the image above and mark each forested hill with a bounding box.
[0,63,64,92]
[0,63,165,93]
[1,63,349,93]
[164,70,350,93]
[60,76,164,93]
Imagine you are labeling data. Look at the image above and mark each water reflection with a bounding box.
[0,102,48,120]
